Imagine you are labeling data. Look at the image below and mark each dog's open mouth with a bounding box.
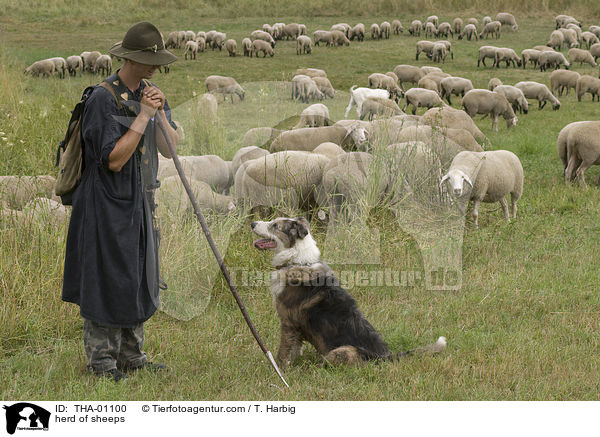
[254,238,277,250]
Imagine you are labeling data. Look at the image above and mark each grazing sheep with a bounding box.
[293,75,324,103]
[422,106,487,145]
[480,21,502,39]
[419,71,450,93]
[231,146,270,176]
[166,31,180,49]
[557,121,589,178]
[441,150,523,227]
[563,121,600,185]
[477,46,499,67]
[566,23,582,42]
[360,97,403,120]
[409,20,423,36]
[225,39,237,57]
[196,37,206,52]
[431,42,448,63]
[252,39,274,57]
[590,43,600,63]
[515,81,561,110]
[424,22,437,38]
[426,15,439,26]
[404,88,445,114]
[550,69,581,96]
[24,197,69,224]
[294,68,327,78]
[241,127,281,149]
[453,18,463,35]
[368,73,403,99]
[458,23,478,41]
[297,35,312,55]
[521,49,542,69]
[294,103,332,128]
[555,15,581,29]
[331,23,350,36]
[568,48,598,67]
[298,24,307,36]
[184,40,199,59]
[559,28,579,49]
[345,85,390,118]
[590,25,600,39]
[205,75,245,103]
[93,54,112,76]
[437,22,453,39]
[576,75,600,101]
[440,76,474,105]
[158,155,233,194]
[312,76,335,99]
[262,24,274,35]
[184,30,196,42]
[582,31,600,48]
[397,124,483,153]
[438,40,454,59]
[488,77,502,90]
[380,21,391,39]
[81,51,101,73]
[496,12,518,31]
[493,85,529,114]
[283,23,302,40]
[331,30,350,46]
[270,124,368,153]
[157,176,235,215]
[416,40,435,60]
[349,23,365,41]
[533,45,555,52]
[392,20,404,34]
[393,64,426,89]
[418,77,439,92]
[66,55,83,77]
[47,57,67,78]
[272,23,285,40]
[494,47,521,68]
[462,89,517,131]
[0,175,57,209]
[313,142,345,160]
[251,30,276,47]
[421,66,443,74]
[211,32,227,51]
[313,30,333,46]
[242,38,252,56]
[370,23,382,40]
[547,30,565,50]
[482,16,492,26]
[539,51,570,71]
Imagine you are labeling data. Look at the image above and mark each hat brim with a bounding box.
[109,43,177,66]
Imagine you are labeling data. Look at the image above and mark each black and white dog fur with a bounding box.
[252,217,446,366]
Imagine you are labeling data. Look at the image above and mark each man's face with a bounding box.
[128,60,159,79]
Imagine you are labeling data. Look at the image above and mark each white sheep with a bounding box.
[555,15,581,29]
[312,142,346,160]
[251,30,275,47]
[582,31,599,48]
[331,30,350,46]
[0,175,57,209]
[370,23,382,40]
[441,150,523,227]
[431,42,448,63]
[589,25,600,39]
[403,88,445,114]
[313,30,333,46]
[453,18,463,34]
[242,38,252,56]
[458,23,478,41]
[225,39,237,57]
[480,21,502,39]
[576,75,600,101]
[538,51,570,71]
[270,124,368,153]
[421,106,487,145]
[349,23,365,41]
[252,39,274,57]
[205,75,245,103]
[392,20,404,35]
[437,22,453,39]
[550,69,581,96]
[294,67,327,78]
[424,22,437,38]
[158,154,233,194]
[461,89,517,131]
[416,40,435,60]
[421,66,443,74]
[477,46,499,67]
[419,71,450,93]
[482,16,492,27]
[520,49,543,69]
[515,81,561,110]
[488,77,502,90]
[547,30,565,50]
[283,23,302,40]
[568,48,597,67]
[590,43,600,62]
[93,55,112,76]
[557,121,587,178]
[344,85,390,118]
[312,76,335,99]
[184,40,199,59]
[440,76,474,105]
[380,21,391,39]
[211,32,227,51]
[293,75,323,103]
[66,55,83,77]
[559,28,579,49]
[493,47,521,68]
[495,12,518,31]
[296,35,312,55]
[493,85,529,114]
[231,146,270,176]
[393,65,426,89]
[367,73,403,99]
[409,20,423,36]
[293,103,332,128]
[360,97,403,120]
[80,51,101,73]
[47,57,67,78]
[241,127,281,148]
[563,121,600,185]
[157,176,235,215]
[418,77,440,93]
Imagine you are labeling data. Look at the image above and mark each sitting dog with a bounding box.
[251,217,446,366]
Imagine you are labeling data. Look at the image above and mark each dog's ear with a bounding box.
[294,217,309,238]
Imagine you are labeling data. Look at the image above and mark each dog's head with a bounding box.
[251,217,320,267]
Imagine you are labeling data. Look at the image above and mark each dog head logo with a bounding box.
[3,403,50,435]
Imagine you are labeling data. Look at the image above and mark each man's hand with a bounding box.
[143,86,165,110]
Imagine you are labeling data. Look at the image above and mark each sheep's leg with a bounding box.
[576,162,590,187]
[472,200,480,228]
[565,154,580,183]
[491,114,498,132]
[499,197,510,222]
[510,193,518,219]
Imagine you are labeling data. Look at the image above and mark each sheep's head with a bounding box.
[440,169,473,197]
[348,125,368,148]
[552,101,561,110]
[507,116,518,129]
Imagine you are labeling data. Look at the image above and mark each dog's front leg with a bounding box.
[277,324,303,367]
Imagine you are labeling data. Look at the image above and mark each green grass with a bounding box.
[2,4,600,400]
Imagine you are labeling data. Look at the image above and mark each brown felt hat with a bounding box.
[109,21,177,66]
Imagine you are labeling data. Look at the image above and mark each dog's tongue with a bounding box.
[254,239,276,250]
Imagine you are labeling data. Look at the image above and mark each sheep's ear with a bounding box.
[463,174,473,188]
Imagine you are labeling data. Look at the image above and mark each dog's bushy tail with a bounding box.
[393,336,447,360]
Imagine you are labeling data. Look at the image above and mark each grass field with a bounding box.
[1,2,600,401]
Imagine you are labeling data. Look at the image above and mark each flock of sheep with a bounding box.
[7,12,600,231]
[24,51,113,78]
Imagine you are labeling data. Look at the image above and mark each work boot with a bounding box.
[94,368,128,382]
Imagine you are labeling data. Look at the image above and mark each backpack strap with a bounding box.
[98,81,125,111]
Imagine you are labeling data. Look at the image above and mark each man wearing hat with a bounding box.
[62,22,179,382]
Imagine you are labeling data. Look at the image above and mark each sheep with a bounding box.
[294,68,327,78]
[312,76,335,99]
[370,23,382,40]
[66,55,83,77]
[211,32,227,51]
[166,31,180,49]
[494,47,521,68]
[521,49,542,69]
[409,20,423,36]
[272,23,285,40]
[205,75,245,103]
[184,30,196,42]
[331,30,350,46]
[493,85,529,114]
[80,51,101,73]
[563,121,600,185]
[344,85,390,118]
[462,89,517,131]
[313,30,333,46]
[367,73,403,99]
[477,46,499,67]
[93,54,112,76]
[283,23,301,40]
[393,64,426,89]
[514,81,561,110]
[547,30,565,50]
[582,31,600,48]
[533,45,555,52]
[438,40,454,59]
[392,20,404,34]
[241,127,281,148]
[424,22,437,38]
[480,21,502,39]
[252,39,274,57]
[496,12,518,31]
[251,30,276,47]
[24,59,55,77]
[576,75,600,101]
[349,23,366,41]
[440,76,474,105]
[437,22,453,39]
[231,146,270,176]
[431,42,448,63]
[299,24,307,36]
[557,122,587,177]
[398,124,483,153]
[242,37,252,56]
[591,43,600,62]
[0,175,57,209]
[360,97,403,120]
[196,37,206,52]
[421,66,443,74]
[270,124,368,153]
[568,48,598,67]
[416,40,435,60]
[157,176,235,215]
[421,106,488,145]
[488,77,502,90]
[555,15,581,29]
[293,103,332,128]
[313,142,345,160]
[296,35,312,55]
[158,154,233,194]
[426,15,439,26]
[559,28,579,49]
[262,24,274,35]
[404,88,445,115]
[47,57,67,78]
[590,25,600,39]
[441,150,523,227]
[293,75,324,103]
[380,21,391,39]
[184,40,199,59]
[550,69,581,96]
[453,18,463,35]
[419,71,450,93]
[458,23,478,41]
[331,23,350,37]
[418,77,440,92]
[234,150,330,211]
[566,23,582,42]
[225,39,237,57]
[23,197,69,224]
[538,51,570,71]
